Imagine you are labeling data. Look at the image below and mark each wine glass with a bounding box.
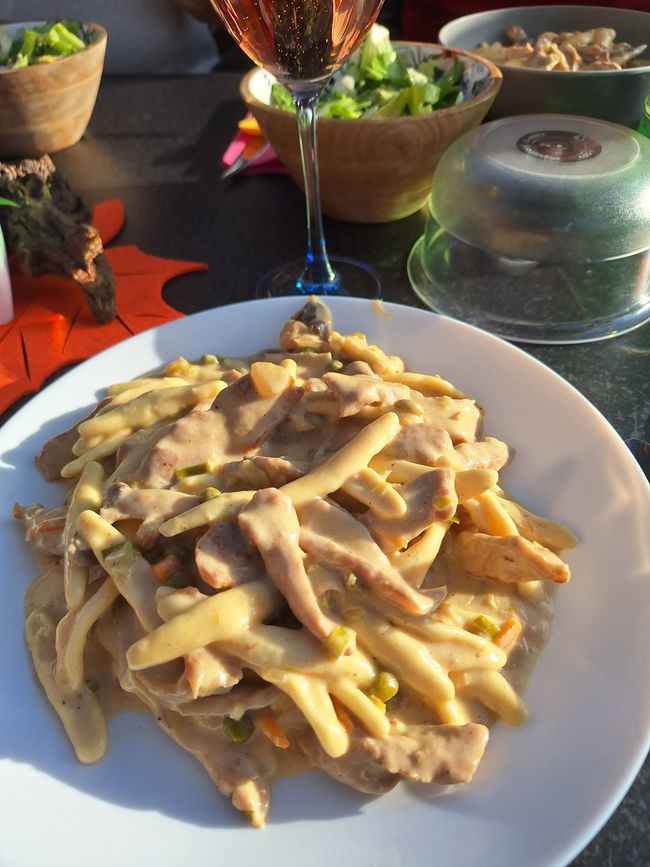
[209,0,385,297]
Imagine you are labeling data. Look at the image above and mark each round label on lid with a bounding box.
[517,130,602,162]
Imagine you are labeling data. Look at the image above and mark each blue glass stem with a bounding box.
[292,89,339,292]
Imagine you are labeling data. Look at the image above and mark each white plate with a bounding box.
[1,297,648,867]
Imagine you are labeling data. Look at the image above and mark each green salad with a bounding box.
[270,24,465,119]
[0,20,92,70]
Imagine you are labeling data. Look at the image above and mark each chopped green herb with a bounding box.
[326,625,355,658]
[175,461,213,479]
[434,496,454,510]
[369,671,399,703]
[473,614,499,638]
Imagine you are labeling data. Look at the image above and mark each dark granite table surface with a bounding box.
[3,71,649,865]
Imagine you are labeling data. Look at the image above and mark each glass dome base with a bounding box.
[407,234,650,346]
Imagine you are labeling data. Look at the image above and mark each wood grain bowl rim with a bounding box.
[0,22,107,77]
[240,42,502,127]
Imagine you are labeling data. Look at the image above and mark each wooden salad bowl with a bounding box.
[241,43,502,224]
[0,23,107,159]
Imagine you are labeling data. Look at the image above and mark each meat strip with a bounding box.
[182,646,244,699]
[131,375,302,490]
[213,373,303,453]
[217,455,303,490]
[298,498,433,617]
[454,436,510,471]
[13,503,67,556]
[301,722,488,793]
[412,393,480,444]
[445,530,571,584]
[363,723,489,784]
[363,468,457,550]
[379,422,454,466]
[35,398,111,480]
[176,684,282,719]
[131,408,234,490]
[239,489,338,643]
[195,520,266,589]
[322,372,409,418]
[100,482,200,548]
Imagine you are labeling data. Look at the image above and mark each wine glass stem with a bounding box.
[293,90,338,289]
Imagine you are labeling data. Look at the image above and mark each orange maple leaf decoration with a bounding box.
[0,200,207,414]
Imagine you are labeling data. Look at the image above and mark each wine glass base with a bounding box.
[256,256,382,299]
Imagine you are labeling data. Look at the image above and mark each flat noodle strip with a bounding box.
[281,412,400,506]
[462,490,519,537]
[76,511,161,632]
[62,432,131,478]
[390,521,450,586]
[499,497,578,550]
[107,376,187,395]
[385,462,497,502]
[105,377,189,406]
[63,460,104,609]
[342,606,455,704]
[221,625,386,755]
[78,381,225,440]
[159,490,256,537]
[25,609,108,764]
[380,370,465,399]
[126,581,282,670]
[56,577,120,691]
[341,466,407,518]
[452,671,527,726]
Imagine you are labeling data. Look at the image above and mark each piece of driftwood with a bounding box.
[0,156,116,323]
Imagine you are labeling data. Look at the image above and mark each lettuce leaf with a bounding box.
[268,25,466,120]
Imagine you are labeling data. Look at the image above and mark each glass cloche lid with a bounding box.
[408,114,650,344]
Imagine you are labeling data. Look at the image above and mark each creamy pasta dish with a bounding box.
[15,300,576,827]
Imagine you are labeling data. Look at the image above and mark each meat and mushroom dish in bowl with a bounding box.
[439,5,650,125]
[475,24,648,71]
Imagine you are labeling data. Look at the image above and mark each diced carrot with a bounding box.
[256,711,290,749]
[150,553,182,584]
[331,696,354,734]
[493,618,522,650]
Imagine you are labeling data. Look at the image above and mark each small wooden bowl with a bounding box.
[241,43,502,223]
[0,23,107,159]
